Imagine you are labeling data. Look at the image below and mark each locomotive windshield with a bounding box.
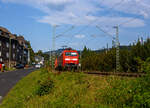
[65,52,77,56]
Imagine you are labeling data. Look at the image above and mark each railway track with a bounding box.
[84,71,146,77]
[54,70,146,77]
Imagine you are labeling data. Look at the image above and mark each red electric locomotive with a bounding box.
[55,48,79,70]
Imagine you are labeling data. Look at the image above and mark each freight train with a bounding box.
[55,48,79,70]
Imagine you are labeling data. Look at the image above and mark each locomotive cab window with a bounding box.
[65,52,77,56]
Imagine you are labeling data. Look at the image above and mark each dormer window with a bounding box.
[0,31,2,35]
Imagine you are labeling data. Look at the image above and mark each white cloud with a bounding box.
[75,34,85,39]
[38,15,145,28]
[100,0,150,18]
[68,42,81,48]
[2,0,150,27]
[2,0,74,5]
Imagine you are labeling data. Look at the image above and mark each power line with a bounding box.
[118,16,143,27]
[67,0,125,38]
[96,25,114,38]
[107,0,125,11]
[60,0,140,52]
[96,25,120,72]
[55,26,74,38]
[117,1,146,27]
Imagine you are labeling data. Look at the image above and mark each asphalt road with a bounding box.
[0,68,36,102]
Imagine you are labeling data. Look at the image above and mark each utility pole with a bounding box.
[22,46,24,65]
[9,38,11,69]
[106,43,108,53]
[112,37,116,48]
[50,49,52,69]
[50,25,74,70]
[114,26,120,72]
[0,41,2,62]
[28,48,30,65]
[80,50,82,71]
[49,49,50,66]
[52,25,58,70]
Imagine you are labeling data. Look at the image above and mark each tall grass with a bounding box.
[1,67,149,108]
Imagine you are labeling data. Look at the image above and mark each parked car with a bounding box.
[15,64,24,69]
[35,64,41,68]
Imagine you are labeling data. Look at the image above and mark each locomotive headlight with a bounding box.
[72,58,78,61]
[65,58,70,61]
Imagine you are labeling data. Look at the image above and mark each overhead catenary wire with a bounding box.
[67,0,131,52]
[118,15,143,27]
[95,25,120,72]
[55,26,75,38]
[67,0,126,39]
[106,0,126,12]
[96,25,115,38]
[117,1,146,27]
[58,0,144,49]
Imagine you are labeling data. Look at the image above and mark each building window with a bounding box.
[24,51,27,54]
[25,44,28,48]
[0,41,1,46]
[6,42,9,48]
[0,31,2,35]
[0,51,1,56]
[13,44,15,49]
[6,34,9,37]
[17,49,19,52]
[6,52,9,58]
[13,53,15,59]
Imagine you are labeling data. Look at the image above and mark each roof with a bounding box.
[0,26,28,47]
[17,36,27,43]
[17,36,24,39]
[0,26,11,34]
[10,34,17,39]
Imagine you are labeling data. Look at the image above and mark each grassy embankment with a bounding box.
[0,68,149,108]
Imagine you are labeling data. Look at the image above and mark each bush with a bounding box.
[96,57,150,108]
[96,77,136,108]
[130,57,150,108]
[35,78,54,96]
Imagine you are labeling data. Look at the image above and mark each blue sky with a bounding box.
[0,0,150,52]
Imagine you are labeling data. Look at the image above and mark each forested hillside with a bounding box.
[81,38,150,72]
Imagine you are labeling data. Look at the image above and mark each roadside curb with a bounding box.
[0,96,2,101]
[0,70,16,74]
[0,68,34,74]
[0,96,2,104]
